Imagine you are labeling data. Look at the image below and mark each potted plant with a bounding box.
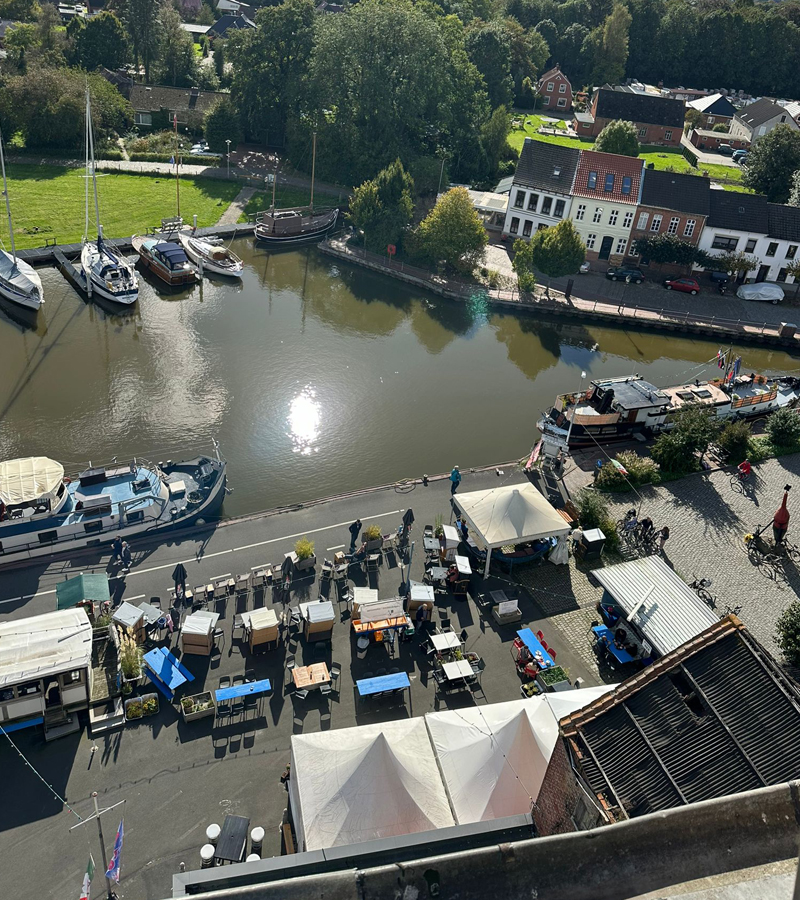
[119,636,144,685]
[537,665,571,692]
[433,514,444,540]
[181,691,216,722]
[363,524,383,552]
[125,698,144,721]
[294,537,316,571]
[141,694,159,717]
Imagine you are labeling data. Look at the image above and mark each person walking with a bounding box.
[659,525,670,553]
[450,465,462,495]
[121,541,132,568]
[348,518,362,552]
[111,536,123,563]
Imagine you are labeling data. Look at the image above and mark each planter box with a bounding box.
[364,538,383,552]
[295,554,316,572]
[125,692,159,722]
[537,666,570,693]
[180,691,216,722]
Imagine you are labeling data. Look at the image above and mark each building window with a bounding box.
[684,219,696,237]
[514,191,525,209]
[527,194,539,211]
[575,203,586,221]
[544,96,551,105]
[665,130,673,141]
[638,127,647,138]
[559,83,567,93]
[766,242,778,257]
[712,235,739,251]
[0,687,13,702]
[745,238,757,252]
[787,245,798,259]
[629,245,639,257]
[17,681,41,696]
[523,220,532,237]
[557,98,567,108]
[509,217,519,234]
[623,211,633,228]
[615,238,627,255]
[134,112,152,126]
[547,82,555,91]
[586,233,597,250]
[587,171,598,190]
[609,209,618,226]
[592,207,602,223]
[541,197,553,215]
[667,216,680,235]
[707,116,715,124]
[650,214,663,232]
[63,670,83,685]
[582,123,591,130]
[777,268,788,282]
[554,199,565,218]
[637,212,649,230]
[604,173,615,192]
[621,177,632,195]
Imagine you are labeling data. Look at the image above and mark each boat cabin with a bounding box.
[0,457,69,523]
[144,241,191,272]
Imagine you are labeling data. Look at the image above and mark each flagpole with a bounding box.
[70,793,125,900]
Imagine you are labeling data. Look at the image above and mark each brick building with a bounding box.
[688,129,750,152]
[537,65,572,112]
[575,87,685,147]
[686,92,737,129]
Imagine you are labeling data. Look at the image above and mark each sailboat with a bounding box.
[80,90,138,305]
[0,128,43,311]
[254,132,338,247]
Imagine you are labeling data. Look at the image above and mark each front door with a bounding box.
[756,265,769,282]
[44,680,62,709]
[598,236,613,260]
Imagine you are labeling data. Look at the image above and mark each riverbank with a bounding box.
[319,235,800,350]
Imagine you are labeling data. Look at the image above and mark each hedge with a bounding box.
[128,152,222,165]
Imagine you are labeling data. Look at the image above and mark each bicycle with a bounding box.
[730,470,751,493]
[689,576,717,609]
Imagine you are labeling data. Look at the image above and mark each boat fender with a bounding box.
[63,477,72,485]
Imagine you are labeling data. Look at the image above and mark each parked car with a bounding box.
[732,149,749,164]
[579,261,591,274]
[606,266,644,284]
[708,271,730,285]
[717,143,734,155]
[190,141,210,155]
[664,276,700,295]
[736,283,784,304]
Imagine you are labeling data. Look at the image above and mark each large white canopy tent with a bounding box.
[454,483,571,576]
[0,457,64,506]
[288,718,455,851]
[425,687,613,824]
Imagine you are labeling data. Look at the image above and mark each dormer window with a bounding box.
[604,173,615,192]
[553,167,561,176]
[587,171,598,190]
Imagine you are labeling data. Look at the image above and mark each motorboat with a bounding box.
[0,127,43,311]
[132,236,196,286]
[0,446,227,567]
[178,231,243,278]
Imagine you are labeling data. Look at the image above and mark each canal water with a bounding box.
[1,239,798,518]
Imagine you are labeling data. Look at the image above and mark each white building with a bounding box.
[730,97,800,143]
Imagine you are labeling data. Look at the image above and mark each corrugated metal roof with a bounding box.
[593,556,718,655]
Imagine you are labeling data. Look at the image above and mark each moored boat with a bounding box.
[178,231,243,278]
[132,236,196,286]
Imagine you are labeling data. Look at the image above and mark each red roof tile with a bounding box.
[572,150,643,204]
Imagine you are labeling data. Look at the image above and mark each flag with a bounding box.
[105,819,124,883]
[79,855,94,900]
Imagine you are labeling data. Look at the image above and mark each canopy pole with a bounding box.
[483,546,492,578]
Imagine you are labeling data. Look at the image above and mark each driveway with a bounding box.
[680,134,742,169]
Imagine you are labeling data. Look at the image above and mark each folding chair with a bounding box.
[549,649,557,661]
[542,640,550,653]
[320,682,332,697]
[366,553,381,573]
[232,614,245,640]
[329,662,341,692]
[536,630,545,642]
[321,559,333,581]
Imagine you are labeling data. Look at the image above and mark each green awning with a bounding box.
[56,574,110,611]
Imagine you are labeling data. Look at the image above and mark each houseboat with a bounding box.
[539,372,800,448]
[131,237,196,286]
[0,446,226,566]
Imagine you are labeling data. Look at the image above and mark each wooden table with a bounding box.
[292,663,330,690]
[215,814,250,864]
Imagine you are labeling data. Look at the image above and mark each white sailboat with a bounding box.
[80,90,138,305]
[0,128,43,311]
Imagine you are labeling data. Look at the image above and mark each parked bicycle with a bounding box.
[690,576,717,609]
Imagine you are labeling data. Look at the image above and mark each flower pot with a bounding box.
[364,538,383,552]
[295,554,316,572]
[181,691,216,722]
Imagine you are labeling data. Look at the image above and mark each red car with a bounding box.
[664,277,700,295]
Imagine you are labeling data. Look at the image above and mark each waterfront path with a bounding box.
[216,185,256,225]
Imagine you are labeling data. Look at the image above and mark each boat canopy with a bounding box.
[0,251,38,296]
[153,242,189,268]
[0,457,65,505]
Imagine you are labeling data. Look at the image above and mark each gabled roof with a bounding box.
[735,97,787,129]
[538,65,570,87]
[767,203,800,242]
[783,101,800,120]
[129,84,227,115]
[561,617,800,820]
[594,88,685,128]
[640,169,711,217]
[707,190,769,233]
[207,13,255,36]
[513,139,580,195]
[572,149,643,204]
[688,92,736,118]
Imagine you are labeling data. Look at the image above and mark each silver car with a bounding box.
[736,283,784,304]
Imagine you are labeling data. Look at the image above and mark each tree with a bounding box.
[788,169,800,207]
[742,125,800,203]
[633,234,711,267]
[119,0,161,82]
[506,18,548,104]
[416,187,487,272]
[705,250,758,278]
[528,219,586,291]
[766,407,800,448]
[717,420,752,463]
[213,38,226,79]
[72,11,129,71]
[349,159,415,252]
[465,21,514,109]
[157,4,198,86]
[196,2,214,25]
[204,97,242,153]
[651,406,719,473]
[591,3,631,85]
[594,119,640,156]
[480,106,512,177]
[786,258,800,299]
[776,601,800,666]
[511,239,537,292]
[0,0,40,20]
[712,123,730,133]
[684,108,702,133]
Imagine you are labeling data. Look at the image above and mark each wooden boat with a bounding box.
[178,232,243,278]
[131,236,196,286]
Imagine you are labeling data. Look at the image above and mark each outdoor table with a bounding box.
[251,566,272,585]
[517,628,555,669]
[353,587,379,610]
[143,647,194,698]
[442,659,474,681]
[490,590,510,606]
[299,600,335,622]
[454,555,472,576]
[215,814,251,864]
[138,601,163,626]
[352,616,409,635]
[409,583,434,605]
[431,632,461,652]
[292,663,330,690]
[593,625,636,664]
[214,678,271,702]
[428,566,448,583]
[112,601,145,630]
[423,536,440,552]
[356,672,410,697]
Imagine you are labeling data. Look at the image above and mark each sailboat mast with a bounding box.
[309,131,317,213]
[86,90,102,240]
[0,128,17,264]
[174,114,181,219]
[271,162,278,213]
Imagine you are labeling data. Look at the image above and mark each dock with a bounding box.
[52,248,89,295]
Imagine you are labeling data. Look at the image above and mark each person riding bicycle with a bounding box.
[623,509,638,532]
[738,459,752,480]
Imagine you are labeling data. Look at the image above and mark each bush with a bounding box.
[776,601,800,665]
[651,432,696,475]
[363,523,382,541]
[596,450,659,491]
[575,488,619,552]
[294,537,315,560]
[766,408,800,448]
[717,420,752,463]
[129,152,222,165]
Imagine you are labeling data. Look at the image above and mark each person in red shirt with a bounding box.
[738,459,752,480]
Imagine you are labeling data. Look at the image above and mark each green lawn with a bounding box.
[238,186,315,222]
[2,164,241,249]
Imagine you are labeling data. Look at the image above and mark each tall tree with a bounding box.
[480,105,512,176]
[594,119,640,156]
[120,0,161,82]
[505,18,548,103]
[528,219,585,291]
[349,159,415,251]
[71,11,129,71]
[157,4,198,86]
[465,21,514,109]
[591,3,631,85]
[788,169,800,207]
[743,126,800,203]
[227,0,315,143]
[204,97,242,153]
[416,186,487,273]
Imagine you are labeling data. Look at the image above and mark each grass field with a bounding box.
[238,186,316,222]
[2,164,241,250]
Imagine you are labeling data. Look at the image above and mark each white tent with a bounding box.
[426,687,614,824]
[454,483,571,576]
[0,457,64,506]
[289,718,455,851]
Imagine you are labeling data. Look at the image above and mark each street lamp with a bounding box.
[225,139,231,178]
